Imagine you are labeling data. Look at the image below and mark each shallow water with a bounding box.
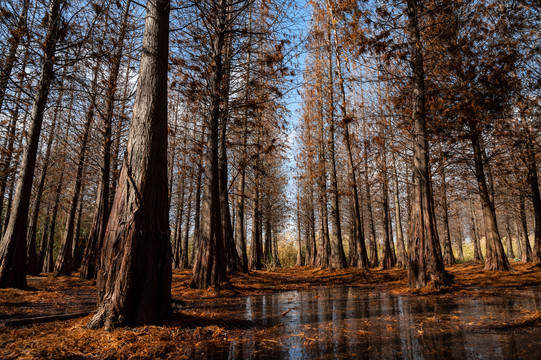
[187,287,541,359]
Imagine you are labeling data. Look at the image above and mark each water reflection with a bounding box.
[193,287,541,359]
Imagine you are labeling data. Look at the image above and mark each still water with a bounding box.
[186,287,541,359]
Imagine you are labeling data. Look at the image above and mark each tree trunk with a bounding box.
[439,153,456,265]
[380,136,394,270]
[249,142,263,271]
[469,198,483,261]
[455,216,465,261]
[0,0,63,288]
[192,0,228,288]
[42,168,65,273]
[391,149,406,268]
[518,193,532,262]
[470,132,510,271]
[525,147,541,263]
[180,178,193,269]
[87,0,171,329]
[0,0,30,113]
[325,23,347,269]
[505,215,515,259]
[54,60,99,276]
[406,0,450,288]
[80,0,131,280]
[0,45,30,239]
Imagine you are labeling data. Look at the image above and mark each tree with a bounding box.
[405,0,450,288]
[0,0,64,288]
[87,0,171,329]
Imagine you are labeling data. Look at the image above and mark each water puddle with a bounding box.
[186,287,541,359]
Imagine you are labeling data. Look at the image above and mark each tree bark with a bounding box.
[0,0,63,288]
[192,0,229,288]
[87,0,171,329]
[406,0,450,288]
[325,23,347,269]
[80,0,131,280]
[470,132,510,271]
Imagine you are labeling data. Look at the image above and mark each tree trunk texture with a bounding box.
[192,0,229,288]
[80,1,131,280]
[525,146,541,263]
[470,133,510,271]
[455,216,465,261]
[406,0,450,288]
[87,0,171,329]
[0,0,63,288]
[249,142,263,271]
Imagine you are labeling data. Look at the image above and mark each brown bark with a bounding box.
[192,0,229,288]
[325,23,346,269]
[0,0,63,288]
[380,135,394,270]
[525,147,541,263]
[80,1,131,280]
[471,132,510,271]
[180,177,194,269]
[406,0,450,288]
[504,215,515,259]
[87,0,171,329]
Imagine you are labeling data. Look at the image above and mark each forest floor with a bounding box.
[1,262,540,359]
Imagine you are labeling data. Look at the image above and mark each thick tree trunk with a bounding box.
[80,1,131,280]
[471,133,511,271]
[192,0,228,288]
[525,148,541,263]
[54,61,99,276]
[471,133,510,271]
[87,0,171,329]
[406,0,450,288]
[326,25,347,270]
[0,0,63,288]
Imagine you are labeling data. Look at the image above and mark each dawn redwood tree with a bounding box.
[0,0,64,288]
[405,0,450,288]
[80,0,132,280]
[87,0,171,329]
